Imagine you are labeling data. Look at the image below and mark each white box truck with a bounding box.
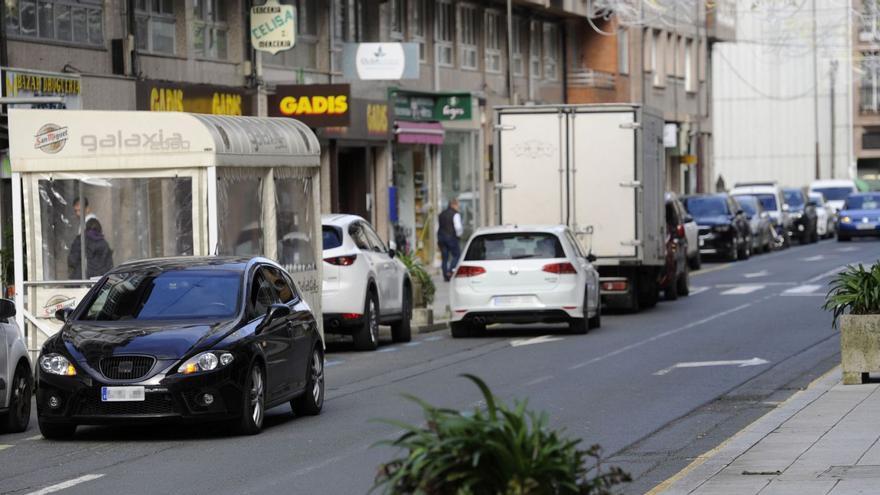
[495,104,666,311]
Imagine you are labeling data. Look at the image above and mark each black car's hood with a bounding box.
[62,320,234,362]
[694,215,732,227]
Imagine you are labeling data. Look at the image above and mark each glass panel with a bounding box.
[193,22,205,55]
[217,172,264,257]
[55,4,71,41]
[37,1,53,38]
[275,174,316,274]
[215,27,227,59]
[153,18,175,54]
[465,233,565,261]
[37,177,194,281]
[72,6,87,43]
[161,0,173,14]
[6,0,20,34]
[135,15,149,50]
[87,7,102,45]
[441,132,477,241]
[20,0,36,36]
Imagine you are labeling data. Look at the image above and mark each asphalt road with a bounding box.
[1,238,877,495]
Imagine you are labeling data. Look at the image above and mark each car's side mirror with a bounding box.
[0,298,16,320]
[54,307,73,323]
[586,253,597,263]
[256,303,291,334]
[388,248,397,258]
[683,214,694,223]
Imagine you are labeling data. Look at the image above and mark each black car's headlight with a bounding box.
[39,353,77,376]
[178,351,235,375]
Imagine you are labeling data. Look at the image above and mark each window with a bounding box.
[267,0,318,70]
[332,0,353,72]
[136,0,175,55]
[861,1,880,42]
[485,10,502,73]
[665,32,675,76]
[390,0,405,39]
[617,28,629,74]
[529,20,541,79]
[349,223,372,250]
[248,268,278,321]
[193,0,227,59]
[363,224,388,252]
[5,0,103,46]
[543,22,559,81]
[652,29,664,87]
[409,0,427,62]
[263,266,297,304]
[323,226,343,250]
[464,233,565,261]
[435,0,454,67]
[685,38,694,92]
[458,3,478,70]
[512,17,524,76]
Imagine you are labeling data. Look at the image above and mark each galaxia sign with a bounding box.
[343,43,419,81]
[250,0,295,54]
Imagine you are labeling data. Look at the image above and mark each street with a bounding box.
[0,238,874,495]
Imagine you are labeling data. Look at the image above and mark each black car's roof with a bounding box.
[109,256,265,275]
[683,193,728,200]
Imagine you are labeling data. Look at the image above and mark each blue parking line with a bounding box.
[325,360,344,367]
[377,347,399,353]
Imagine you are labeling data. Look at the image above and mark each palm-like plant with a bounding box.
[397,250,435,306]
[824,262,880,328]
[373,375,630,495]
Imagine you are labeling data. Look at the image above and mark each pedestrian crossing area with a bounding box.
[690,283,826,297]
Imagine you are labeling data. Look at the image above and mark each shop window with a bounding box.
[435,0,454,67]
[193,0,228,60]
[458,3,478,70]
[389,0,405,40]
[485,9,502,74]
[217,171,263,257]
[274,171,317,274]
[512,17,524,76]
[332,0,354,73]
[529,20,541,79]
[37,177,193,281]
[5,0,103,46]
[136,0,175,55]
[266,0,319,70]
[618,28,629,75]
[409,0,427,62]
[543,22,559,81]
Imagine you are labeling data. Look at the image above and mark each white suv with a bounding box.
[450,225,601,337]
[1,299,32,433]
[322,215,412,350]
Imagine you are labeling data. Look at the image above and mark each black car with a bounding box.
[661,194,691,300]
[683,194,752,261]
[782,188,819,244]
[36,257,324,439]
[735,195,774,254]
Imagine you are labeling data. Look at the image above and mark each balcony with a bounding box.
[567,68,616,89]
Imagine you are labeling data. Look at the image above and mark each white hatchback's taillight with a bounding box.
[542,262,577,274]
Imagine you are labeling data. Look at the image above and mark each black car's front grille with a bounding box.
[76,392,176,416]
[99,356,155,381]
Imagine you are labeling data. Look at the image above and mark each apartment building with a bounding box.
[857,0,880,187]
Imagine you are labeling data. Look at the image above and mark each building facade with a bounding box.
[856,0,880,188]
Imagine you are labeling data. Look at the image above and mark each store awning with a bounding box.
[394,121,444,145]
[8,109,320,173]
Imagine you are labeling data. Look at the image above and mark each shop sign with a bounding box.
[250,0,296,54]
[343,43,419,80]
[434,95,471,121]
[320,99,389,141]
[269,84,351,127]
[393,93,435,121]
[663,123,678,148]
[2,68,82,109]
[136,80,253,116]
[393,90,472,122]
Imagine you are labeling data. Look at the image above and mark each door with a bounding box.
[247,267,292,402]
[264,266,310,391]
[349,221,387,304]
[0,325,7,408]
[337,147,371,219]
[363,223,402,313]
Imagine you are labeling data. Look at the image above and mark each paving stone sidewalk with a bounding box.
[652,366,880,495]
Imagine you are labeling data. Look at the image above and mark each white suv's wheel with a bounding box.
[353,290,380,351]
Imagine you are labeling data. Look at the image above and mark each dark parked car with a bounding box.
[661,194,691,300]
[683,194,752,261]
[782,188,819,244]
[734,195,773,254]
[837,192,880,241]
[36,257,324,439]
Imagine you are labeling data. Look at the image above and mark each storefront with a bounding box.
[136,79,255,116]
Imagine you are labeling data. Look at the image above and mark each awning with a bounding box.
[394,121,444,145]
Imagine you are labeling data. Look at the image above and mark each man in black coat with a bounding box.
[437,198,463,282]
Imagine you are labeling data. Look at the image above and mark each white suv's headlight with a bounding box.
[39,353,77,376]
[178,351,235,375]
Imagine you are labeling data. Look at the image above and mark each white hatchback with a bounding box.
[322,215,412,350]
[449,225,601,337]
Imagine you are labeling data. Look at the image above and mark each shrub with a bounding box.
[398,250,435,307]
[824,262,880,328]
[374,375,630,495]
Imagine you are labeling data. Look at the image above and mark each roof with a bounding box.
[730,184,780,194]
[9,109,320,173]
[109,256,266,275]
[471,224,569,236]
[322,213,365,226]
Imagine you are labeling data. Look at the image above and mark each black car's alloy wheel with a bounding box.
[3,364,32,433]
[293,348,324,416]
[237,363,265,435]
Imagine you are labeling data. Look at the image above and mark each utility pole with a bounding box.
[830,59,838,179]
[811,0,820,180]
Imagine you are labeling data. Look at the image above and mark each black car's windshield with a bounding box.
[783,190,805,208]
[737,197,759,217]
[465,233,565,260]
[80,270,242,321]
[845,194,880,210]
[814,187,853,201]
[683,197,728,218]
[752,194,778,211]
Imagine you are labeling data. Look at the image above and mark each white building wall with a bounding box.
[713,1,852,189]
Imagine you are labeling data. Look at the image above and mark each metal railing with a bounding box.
[566,68,617,89]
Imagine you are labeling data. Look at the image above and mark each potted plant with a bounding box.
[374,375,630,494]
[397,250,435,309]
[824,262,880,384]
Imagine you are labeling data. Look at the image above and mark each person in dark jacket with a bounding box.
[68,218,114,279]
[438,198,463,282]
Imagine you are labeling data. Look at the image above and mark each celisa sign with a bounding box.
[392,91,472,122]
[269,84,351,127]
[250,0,296,54]
[344,43,419,80]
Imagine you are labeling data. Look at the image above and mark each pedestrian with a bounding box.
[72,196,98,230]
[68,218,114,279]
[438,198,463,282]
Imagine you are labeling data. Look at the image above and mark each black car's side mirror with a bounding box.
[736,209,745,216]
[0,298,15,319]
[54,307,73,323]
[256,303,291,334]
[586,253,597,263]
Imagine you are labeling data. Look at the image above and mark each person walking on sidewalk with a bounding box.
[438,198,464,282]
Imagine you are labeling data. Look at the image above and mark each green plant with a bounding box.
[373,375,630,495]
[824,262,880,328]
[398,250,435,306]
[0,221,12,288]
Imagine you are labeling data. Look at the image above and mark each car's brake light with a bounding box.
[325,255,357,266]
[676,224,685,238]
[342,313,362,320]
[542,262,577,274]
[602,281,629,291]
[455,265,486,278]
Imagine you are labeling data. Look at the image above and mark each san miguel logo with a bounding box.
[34,123,69,154]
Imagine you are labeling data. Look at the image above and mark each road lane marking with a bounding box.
[0,444,11,452]
[24,474,105,495]
[654,357,769,376]
[691,263,731,276]
[569,302,754,370]
[325,360,344,367]
[806,265,849,283]
[689,286,710,296]
[782,284,823,295]
[743,270,769,279]
[837,246,858,252]
[720,285,765,295]
[403,341,422,347]
[802,255,825,261]
[377,347,399,353]
[424,336,444,342]
[525,375,553,386]
[25,435,43,441]
[510,335,564,347]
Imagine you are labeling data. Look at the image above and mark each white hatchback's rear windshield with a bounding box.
[464,233,565,261]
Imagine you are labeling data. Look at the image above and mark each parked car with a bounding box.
[730,183,792,248]
[809,179,858,215]
[662,194,691,300]
[808,192,835,238]
[666,192,700,270]
[734,195,774,254]
[322,214,412,350]
[36,257,324,439]
[682,193,752,261]
[837,192,880,241]
[783,188,819,244]
[1,299,32,433]
[449,225,601,337]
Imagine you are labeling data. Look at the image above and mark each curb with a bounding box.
[416,321,449,334]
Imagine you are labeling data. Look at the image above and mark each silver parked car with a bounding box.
[1,299,32,433]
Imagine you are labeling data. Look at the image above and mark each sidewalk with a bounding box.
[652,367,880,494]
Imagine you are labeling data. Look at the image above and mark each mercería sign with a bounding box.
[135,80,253,116]
[250,0,296,54]
[269,84,351,127]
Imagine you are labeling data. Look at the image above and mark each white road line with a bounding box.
[325,360,344,367]
[424,336,444,342]
[654,357,769,376]
[743,270,769,279]
[689,286,710,296]
[525,375,553,386]
[0,444,11,452]
[569,302,754,370]
[24,474,105,495]
[783,284,823,295]
[720,285,765,295]
[510,335,564,347]
[403,341,422,347]
[377,347,399,353]
[806,265,849,283]
[802,255,825,262]
[837,246,858,252]
[25,435,43,441]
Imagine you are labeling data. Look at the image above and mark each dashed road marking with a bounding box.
[720,285,765,295]
[24,474,105,495]
[0,445,12,452]
[403,341,422,347]
[806,265,849,283]
[689,286,710,295]
[510,335,564,347]
[743,270,769,279]
[802,255,825,262]
[782,284,823,295]
[424,335,444,342]
[837,246,858,252]
[325,360,344,367]
[377,347,399,353]
[525,375,553,386]
[25,435,43,441]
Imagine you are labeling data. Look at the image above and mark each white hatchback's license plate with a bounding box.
[857,224,875,230]
[101,386,145,402]
[492,295,536,307]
